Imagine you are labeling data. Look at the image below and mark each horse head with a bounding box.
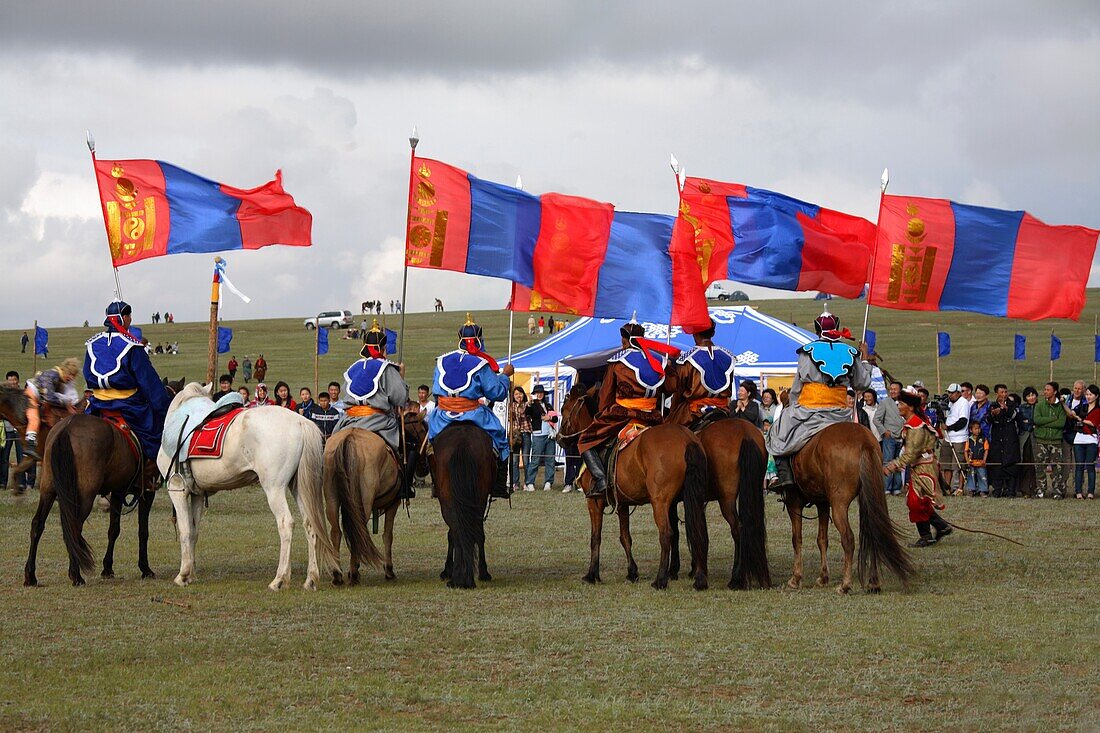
[0,385,27,428]
[166,381,213,416]
[559,386,596,443]
[403,411,431,478]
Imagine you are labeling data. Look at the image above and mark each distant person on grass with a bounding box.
[20,331,28,353]
[254,354,268,383]
[227,355,238,382]
[965,420,989,497]
[242,355,252,383]
[941,383,969,495]
[1067,383,1100,500]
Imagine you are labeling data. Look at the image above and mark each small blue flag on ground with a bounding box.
[1095,335,1100,363]
[865,329,876,353]
[1051,333,1061,361]
[386,328,398,355]
[317,327,329,356]
[937,331,950,357]
[34,326,48,356]
[1014,334,1026,361]
[217,327,233,354]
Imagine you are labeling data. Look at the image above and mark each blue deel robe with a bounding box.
[427,350,510,459]
[84,327,171,458]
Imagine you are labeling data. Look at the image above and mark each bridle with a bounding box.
[557,393,594,441]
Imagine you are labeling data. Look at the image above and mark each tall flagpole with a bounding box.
[1050,328,1055,383]
[668,152,683,346]
[934,326,942,394]
[33,320,38,376]
[87,131,125,300]
[860,168,890,344]
[314,311,321,397]
[1094,315,1097,384]
[397,126,419,364]
[206,257,222,384]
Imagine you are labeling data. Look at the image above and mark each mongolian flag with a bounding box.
[410,157,709,328]
[869,195,1099,320]
[671,177,875,299]
[93,159,312,267]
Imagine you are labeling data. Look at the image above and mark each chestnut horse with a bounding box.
[0,386,72,493]
[22,379,184,587]
[323,412,428,586]
[785,422,914,593]
[560,390,709,590]
[430,423,497,589]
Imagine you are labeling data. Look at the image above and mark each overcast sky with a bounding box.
[2,2,1098,328]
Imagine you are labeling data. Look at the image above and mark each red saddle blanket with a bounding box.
[188,408,245,459]
[616,422,649,452]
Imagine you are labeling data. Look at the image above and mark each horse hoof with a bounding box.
[439,570,449,581]
[101,571,114,579]
[268,578,287,591]
[141,570,156,580]
[478,573,492,582]
[331,571,345,586]
[384,566,396,581]
[302,578,317,591]
[174,574,192,587]
[23,578,38,588]
[786,577,801,590]
[836,585,851,595]
[651,579,668,590]
[866,586,882,595]
[71,578,85,587]
[669,572,679,581]
[815,577,829,588]
[693,576,708,592]
[627,571,639,583]
[581,573,600,585]
[348,573,361,587]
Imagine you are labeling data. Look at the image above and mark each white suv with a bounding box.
[304,310,354,329]
[705,282,735,300]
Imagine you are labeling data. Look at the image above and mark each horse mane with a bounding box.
[167,381,212,413]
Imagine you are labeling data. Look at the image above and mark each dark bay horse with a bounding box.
[323,412,428,586]
[0,386,71,493]
[430,423,496,589]
[785,422,914,593]
[684,417,770,590]
[24,380,183,587]
[561,391,709,590]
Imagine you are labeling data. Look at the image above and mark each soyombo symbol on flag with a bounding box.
[94,160,312,267]
[672,177,876,299]
[869,195,1099,320]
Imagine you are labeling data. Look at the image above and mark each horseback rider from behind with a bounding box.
[665,317,736,429]
[767,307,874,497]
[578,320,680,497]
[23,357,82,458]
[426,314,514,498]
[333,319,415,499]
[84,300,172,463]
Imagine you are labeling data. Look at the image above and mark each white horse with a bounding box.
[160,383,337,590]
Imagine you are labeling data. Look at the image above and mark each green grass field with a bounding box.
[1,300,1099,731]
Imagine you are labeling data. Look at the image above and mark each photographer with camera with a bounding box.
[939,384,970,495]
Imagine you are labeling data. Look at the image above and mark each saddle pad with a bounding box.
[616,422,648,452]
[97,410,142,464]
[188,407,245,459]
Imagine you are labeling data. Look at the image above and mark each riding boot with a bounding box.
[581,449,608,497]
[771,455,796,495]
[910,521,937,547]
[24,433,39,460]
[491,458,511,499]
[930,512,952,541]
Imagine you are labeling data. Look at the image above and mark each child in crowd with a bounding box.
[763,419,777,485]
[307,391,340,442]
[965,419,989,497]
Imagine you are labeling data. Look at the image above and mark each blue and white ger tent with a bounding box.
[509,306,815,402]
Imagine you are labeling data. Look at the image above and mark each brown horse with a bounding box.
[678,417,770,590]
[784,422,914,593]
[0,386,72,493]
[430,423,497,589]
[24,379,183,587]
[323,412,428,586]
[561,390,709,590]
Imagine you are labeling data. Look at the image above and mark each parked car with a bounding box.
[705,282,749,301]
[304,310,354,329]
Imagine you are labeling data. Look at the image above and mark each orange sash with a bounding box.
[689,396,728,414]
[799,383,848,409]
[346,404,385,417]
[616,397,657,412]
[436,396,480,413]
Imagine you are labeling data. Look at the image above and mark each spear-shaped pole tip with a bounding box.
[881,167,890,192]
[409,126,419,151]
[669,153,679,174]
[515,174,523,190]
[86,130,95,154]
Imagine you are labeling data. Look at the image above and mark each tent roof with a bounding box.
[510,306,813,374]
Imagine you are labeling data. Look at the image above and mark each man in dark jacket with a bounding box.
[988,383,1020,497]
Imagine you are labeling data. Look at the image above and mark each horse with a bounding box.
[560,390,709,590]
[323,411,429,586]
[679,417,770,590]
[161,383,338,590]
[0,386,74,493]
[23,379,184,587]
[430,423,497,589]
[783,422,914,594]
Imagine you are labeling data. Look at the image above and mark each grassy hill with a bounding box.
[5,291,1100,393]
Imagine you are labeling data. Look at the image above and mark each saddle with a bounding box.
[187,406,246,459]
[95,410,149,496]
[616,422,649,452]
[688,409,730,433]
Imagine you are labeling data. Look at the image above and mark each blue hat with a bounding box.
[458,313,484,351]
[106,300,132,317]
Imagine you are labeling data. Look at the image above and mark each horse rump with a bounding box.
[51,428,95,577]
[682,440,709,591]
[437,425,490,589]
[733,435,771,590]
[328,433,383,571]
[856,447,914,589]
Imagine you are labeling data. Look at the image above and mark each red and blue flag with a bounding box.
[408,157,708,327]
[94,159,311,267]
[869,194,1099,321]
[672,177,876,299]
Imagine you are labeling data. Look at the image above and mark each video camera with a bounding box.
[927,393,951,421]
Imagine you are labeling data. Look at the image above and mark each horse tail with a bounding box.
[734,436,771,589]
[296,422,339,573]
[52,429,94,575]
[682,440,709,591]
[333,435,383,569]
[857,446,914,588]
[447,431,486,589]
